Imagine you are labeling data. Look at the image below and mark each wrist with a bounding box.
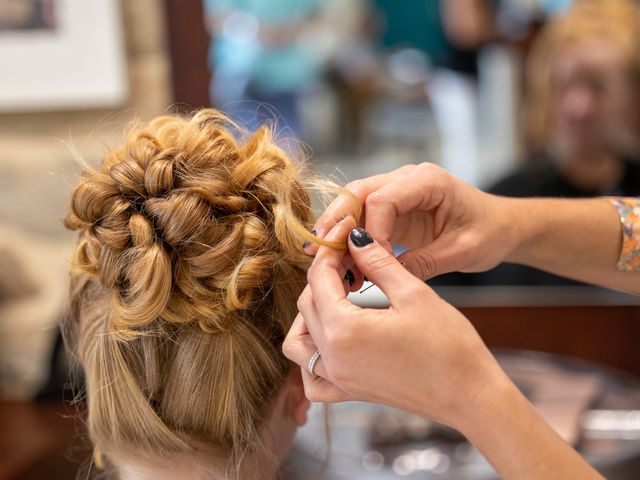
[456,366,518,438]
[502,197,622,272]
[492,195,534,265]
[449,358,518,438]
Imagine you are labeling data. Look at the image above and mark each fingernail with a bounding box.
[302,229,317,250]
[344,269,355,287]
[363,276,369,282]
[350,227,374,247]
[313,227,326,239]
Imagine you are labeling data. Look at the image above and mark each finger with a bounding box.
[341,252,365,292]
[348,227,432,306]
[348,262,365,292]
[396,231,465,280]
[307,216,362,322]
[304,165,416,254]
[283,311,311,364]
[364,163,448,251]
[283,312,331,378]
[283,315,349,402]
[300,367,351,403]
[295,286,328,352]
[299,236,357,350]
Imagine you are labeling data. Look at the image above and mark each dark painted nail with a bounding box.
[363,276,369,282]
[303,229,316,249]
[344,269,355,287]
[350,227,374,247]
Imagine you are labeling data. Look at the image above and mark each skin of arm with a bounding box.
[451,366,604,480]
[308,163,640,295]
[502,196,640,295]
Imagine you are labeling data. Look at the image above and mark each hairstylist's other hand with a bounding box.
[307,163,517,280]
[285,219,509,430]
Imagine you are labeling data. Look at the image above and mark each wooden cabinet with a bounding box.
[463,305,640,377]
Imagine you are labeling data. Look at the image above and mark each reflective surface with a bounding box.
[284,351,640,479]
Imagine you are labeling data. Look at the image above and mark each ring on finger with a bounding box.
[308,350,321,377]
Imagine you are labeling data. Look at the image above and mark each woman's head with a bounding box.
[525,0,640,159]
[64,110,328,478]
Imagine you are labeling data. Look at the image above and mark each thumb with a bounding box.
[396,232,462,280]
[348,227,425,303]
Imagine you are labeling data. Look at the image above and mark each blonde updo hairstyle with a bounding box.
[64,109,347,476]
[525,0,640,151]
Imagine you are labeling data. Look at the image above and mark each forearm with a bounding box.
[503,197,640,294]
[456,372,604,480]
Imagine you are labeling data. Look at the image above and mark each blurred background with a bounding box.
[2,0,640,478]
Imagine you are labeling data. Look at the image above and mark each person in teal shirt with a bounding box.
[203,0,324,135]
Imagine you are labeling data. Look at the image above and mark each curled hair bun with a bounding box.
[65,110,316,335]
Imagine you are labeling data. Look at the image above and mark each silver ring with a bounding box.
[307,350,321,377]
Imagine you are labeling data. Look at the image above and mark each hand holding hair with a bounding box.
[287,218,509,424]
[285,220,604,480]
[306,163,519,280]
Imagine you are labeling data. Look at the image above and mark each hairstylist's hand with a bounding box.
[307,163,517,280]
[285,219,606,480]
[285,218,509,429]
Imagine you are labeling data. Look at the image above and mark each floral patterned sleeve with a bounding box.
[610,197,640,272]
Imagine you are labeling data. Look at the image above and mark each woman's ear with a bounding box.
[284,368,311,426]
